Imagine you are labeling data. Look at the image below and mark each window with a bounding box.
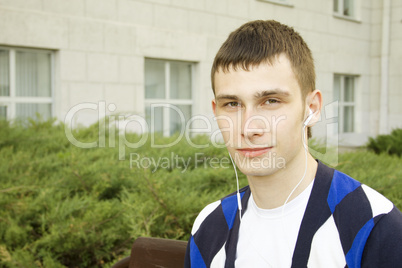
[144,59,193,136]
[0,47,53,121]
[333,0,355,17]
[334,74,356,133]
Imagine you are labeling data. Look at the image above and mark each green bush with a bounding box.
[0,119,244,267]
[367,128,402,157]
[0,119,401,267]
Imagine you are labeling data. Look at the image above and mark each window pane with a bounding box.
[0,50,10,96]
[170,105,191,135]
[343,0,353,16]
[16,103,51,120]
[333,75,340,100]
[0,106,7,119]
[16,51,51,97]
[145,60,165,99]
[145,104,164,133]
[344,76,354,102]
[343,106,354,132]
[170,62,192,100]
[333,0,339,12]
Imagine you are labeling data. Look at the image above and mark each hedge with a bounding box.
[0,119,401,267]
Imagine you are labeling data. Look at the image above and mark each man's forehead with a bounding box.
[214,63,298,100]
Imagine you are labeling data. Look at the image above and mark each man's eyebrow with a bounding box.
[215,90,290,101]
[254,89,291,99]
[215,94,240,101]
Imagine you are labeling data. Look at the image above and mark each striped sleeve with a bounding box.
[185,190,246,268]
[307,169,401,268]
[361,206,402,267]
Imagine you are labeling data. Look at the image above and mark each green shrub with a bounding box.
[0,119,244,267]
[0,119,401,267]
[367,128,402,157]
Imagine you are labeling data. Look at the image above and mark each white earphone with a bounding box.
[227,107,316,267]
[303,108,314,127]
[228,152,242,214]
[230,108,316,219]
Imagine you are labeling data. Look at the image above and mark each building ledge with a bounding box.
[333,14,362,24]
[257,0,294,8]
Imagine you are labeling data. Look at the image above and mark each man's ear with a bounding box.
[306,89,323,127]
[212,99,217,116]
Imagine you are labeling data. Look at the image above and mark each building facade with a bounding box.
[0,0,401,148]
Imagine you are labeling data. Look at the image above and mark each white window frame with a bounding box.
[144,58,194,136]
[0,46,54,121]
[334,74,357,134]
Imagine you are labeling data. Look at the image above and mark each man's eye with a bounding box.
[226,102,240,107]
[265,99,279,105]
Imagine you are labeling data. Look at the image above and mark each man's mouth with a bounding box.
[236,147,272,157]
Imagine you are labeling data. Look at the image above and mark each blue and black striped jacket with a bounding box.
[185,161,402,268]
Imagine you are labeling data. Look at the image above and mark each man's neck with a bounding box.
[247,153,318,209]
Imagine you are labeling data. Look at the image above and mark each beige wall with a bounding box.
[389,0,402,131]
[0,0,400,145]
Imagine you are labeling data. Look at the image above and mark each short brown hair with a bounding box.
[211,20,315,100]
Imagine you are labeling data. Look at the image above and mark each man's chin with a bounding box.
[238,166,284,178]
[234,154,287,175]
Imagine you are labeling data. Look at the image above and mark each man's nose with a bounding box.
[241,108,270,140]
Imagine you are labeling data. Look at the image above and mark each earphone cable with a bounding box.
[228,111,312,267]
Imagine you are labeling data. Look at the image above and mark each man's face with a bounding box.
[212,54,307,177]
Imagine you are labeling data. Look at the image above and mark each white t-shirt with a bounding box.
[235,180,314,268]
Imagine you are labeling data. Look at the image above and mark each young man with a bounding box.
[185,20,402,267]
